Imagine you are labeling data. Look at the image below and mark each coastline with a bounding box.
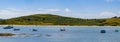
[0,25,120,27]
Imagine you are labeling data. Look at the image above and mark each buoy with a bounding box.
[32,29,37,31]
[100,30,106,33]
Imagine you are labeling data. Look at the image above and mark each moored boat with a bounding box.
[60,28,66,31]
[3,26,13,29]
[13,28,20,31]
[32,29,37,31]
[115,29,119,32]
[100,30,106,33]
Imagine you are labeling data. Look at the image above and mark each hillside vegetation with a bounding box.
[0,14,120,26]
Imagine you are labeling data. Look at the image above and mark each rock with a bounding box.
[0,33,15,36]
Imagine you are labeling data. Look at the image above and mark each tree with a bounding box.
[112,16,118,18]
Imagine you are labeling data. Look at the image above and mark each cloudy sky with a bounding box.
[0,0,120,19]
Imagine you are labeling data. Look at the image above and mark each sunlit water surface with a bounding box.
[0,26,120,42]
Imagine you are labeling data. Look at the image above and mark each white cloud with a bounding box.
[0,8,60,19]
[65,8,71,12]
[0,8,31,19]
[100,11,116,16]
[118,11,120,16]
[0,8,20,19]
[0,8,72,19]
[37,8,61,12]
[118,11,120,14]
[37,8,71,12]
[34,8,63,14]
[98,11,118,18]
[1,8,120,19]
[36,8,71,13]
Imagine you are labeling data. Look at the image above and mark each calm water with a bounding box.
[0,26,120,42]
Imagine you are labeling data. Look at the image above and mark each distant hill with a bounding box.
[0,19,4,21]
[104,18,120,26]
[0,14,120,26]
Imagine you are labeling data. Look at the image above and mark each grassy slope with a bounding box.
[105,18,120,26]
[0,14,119,26]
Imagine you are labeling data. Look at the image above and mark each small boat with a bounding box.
[115,29,119,32]
[100,30,106,33]
[3,26,13,29]
[46,34,51,37]
[13,28,20,31]
[60,28,66,31]
[32,29,37,31]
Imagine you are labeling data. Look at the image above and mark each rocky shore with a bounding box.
[0,33,15,36]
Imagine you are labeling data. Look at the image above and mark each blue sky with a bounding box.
[0,0,120,19]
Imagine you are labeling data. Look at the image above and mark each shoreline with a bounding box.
[0,25,120,27]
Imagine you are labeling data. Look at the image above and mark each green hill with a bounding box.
[0,19,3,20]
[0,14,120,26]
[104,18,120,26]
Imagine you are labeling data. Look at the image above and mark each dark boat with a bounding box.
[3,26,13,29]
[100,30,106,33]
[32,29,37,31]
[13,28,20,31]
[46,34,51,37]
[115,29,119,32]
[60,28,66,31]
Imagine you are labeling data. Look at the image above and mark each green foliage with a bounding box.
[0,14,120,26]
[105,18,120,26]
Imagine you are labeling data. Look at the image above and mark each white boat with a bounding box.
[60,28,66,31]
